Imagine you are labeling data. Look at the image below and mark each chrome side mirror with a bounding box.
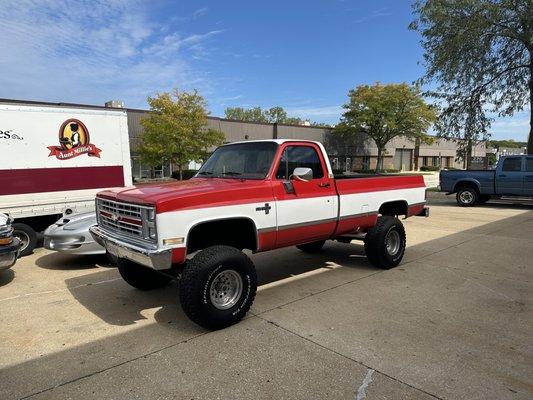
[292,167,313,182]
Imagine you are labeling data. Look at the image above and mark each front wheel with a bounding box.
[364,216,406,269]
[456,187,478,207]
[179,245,257,330]
[117,258,172,290]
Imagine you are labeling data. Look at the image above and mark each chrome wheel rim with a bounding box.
[385,230,401,256]
[209,269,243,310]
[14,231,29,252]
[459,191,474,204]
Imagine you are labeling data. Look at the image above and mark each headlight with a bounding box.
[148,227,157,239]
[148,209,156,221]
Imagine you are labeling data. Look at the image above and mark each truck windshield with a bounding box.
[196,142,278,179]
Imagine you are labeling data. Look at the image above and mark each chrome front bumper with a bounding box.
[89,225,172,270]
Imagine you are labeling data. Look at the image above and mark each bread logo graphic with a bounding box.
[47,119,101,160]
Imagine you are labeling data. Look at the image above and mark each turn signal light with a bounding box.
[0,237,13,245]
[163,237,184,245]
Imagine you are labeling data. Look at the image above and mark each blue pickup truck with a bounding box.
[440,155,533,206]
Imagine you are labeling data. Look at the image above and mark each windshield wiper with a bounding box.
[197,171,214,176]
[220,171,242,176]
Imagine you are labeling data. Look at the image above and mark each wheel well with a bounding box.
[13,214,62,232]
[187,218,258,254]
[379,201,408,217]
[454,181,480,194]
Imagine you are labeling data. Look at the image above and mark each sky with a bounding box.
[0,0,529,141]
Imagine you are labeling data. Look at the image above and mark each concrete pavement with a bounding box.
[0,194,531,399]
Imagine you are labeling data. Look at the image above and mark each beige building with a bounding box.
[127,107,487,178]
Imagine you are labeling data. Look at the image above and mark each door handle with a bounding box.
[318,182,330,188]
[498,174,506,177]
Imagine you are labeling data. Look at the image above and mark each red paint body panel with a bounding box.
[0,166,125,196]
[98,178,275,212]
[334,214,379,236]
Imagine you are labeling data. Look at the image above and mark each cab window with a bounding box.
[526,158,533,172]
[501,157,522,172]
[276,146,324,180]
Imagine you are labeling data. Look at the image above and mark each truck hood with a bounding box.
[97,178,273,213]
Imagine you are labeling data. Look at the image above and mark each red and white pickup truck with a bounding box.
[90,140,428,329]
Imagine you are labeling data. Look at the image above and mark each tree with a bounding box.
[335,83,437,172]
[139,89,225,180]
[224,106,329,126]
[410,0,533,155]
[224,107,268,123]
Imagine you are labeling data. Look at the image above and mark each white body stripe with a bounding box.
[275,195,338,228]
[156,186,425,251]
[339,187,425,218]
[156,201,277,249]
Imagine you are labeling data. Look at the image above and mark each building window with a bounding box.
[362,156,370,169]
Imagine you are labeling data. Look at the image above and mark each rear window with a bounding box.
[502,157,522,172]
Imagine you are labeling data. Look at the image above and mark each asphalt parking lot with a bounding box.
[0,193,532,400]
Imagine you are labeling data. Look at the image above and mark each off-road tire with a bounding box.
[117,258,172,290]
[364,216,406,269]
[296,240,326,253]
[179,245,257,330]
[12,223,37,257]
[456,187,478,207]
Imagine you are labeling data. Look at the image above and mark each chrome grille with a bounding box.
[96,198,156,244]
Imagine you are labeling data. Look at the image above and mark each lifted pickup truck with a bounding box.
[440,155,533,206]
[91,140,428,329]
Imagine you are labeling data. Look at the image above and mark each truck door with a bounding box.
[272,143,337,247]
[524,157,533,196]
[496,157,524,196]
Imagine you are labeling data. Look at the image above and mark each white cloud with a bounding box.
[0,0,223,108]
[286,105,343,119]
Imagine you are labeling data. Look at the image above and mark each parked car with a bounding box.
[44,212,105,255]
[440,155,533,206]
[0,101,133,257]
[0,214,21,271]
[90,139,429,330]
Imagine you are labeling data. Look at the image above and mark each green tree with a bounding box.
[224,107,268,123]
[139,89,225,180]
[410,0,533,155]
[224,105,328,126]
[335,83,437,172]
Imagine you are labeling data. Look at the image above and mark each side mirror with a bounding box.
[292,167,313,182]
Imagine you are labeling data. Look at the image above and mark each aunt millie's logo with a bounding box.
[47,119,102,160]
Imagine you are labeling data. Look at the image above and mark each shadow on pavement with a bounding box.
[1,210,532,400]
[63,241,371,327]
[35,252,114,270]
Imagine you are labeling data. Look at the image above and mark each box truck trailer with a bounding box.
[0,101,132,256]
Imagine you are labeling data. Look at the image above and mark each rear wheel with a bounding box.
[117,258,172,290]
[364,216,406,269]
[12,223,37,257]
[179,245,257,330]
[296,240,326,253]
[456,187,478,207]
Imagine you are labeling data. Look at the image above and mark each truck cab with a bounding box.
[496,155,533,196]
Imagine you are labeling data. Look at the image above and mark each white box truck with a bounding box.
[0,101,132,256]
